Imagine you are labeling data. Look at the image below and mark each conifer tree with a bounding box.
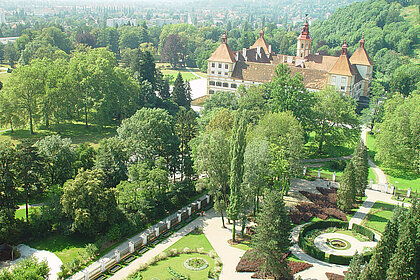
[386,217,417,280]
[337,161,356,211]
[252,190,291,279]
[360,208,402,280]
[352,140,369,198]
[227,111,247,242]
[171,73,190,108]
[345,252,364,280]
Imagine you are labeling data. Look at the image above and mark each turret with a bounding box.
[297,15,312,58]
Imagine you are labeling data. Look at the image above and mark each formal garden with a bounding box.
[127,228,222,280]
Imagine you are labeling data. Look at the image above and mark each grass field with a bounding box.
[27,234,90,264]
[157,63,207,84]
[305,163,345,182]
[15,207,40,220]
[0,122,117,147]
[304,131,356,159]
[138,232,216,280]
[164,231,214,253]
[140,253,215,280]
[362,201,396,233]
[0,73,11,84]
[366,133,420,192]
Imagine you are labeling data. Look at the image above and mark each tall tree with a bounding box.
[61,169,118,236]
[264,64,315,130]
[352,140,369,198]
[3,43,17,67]
[360,208,402,280]
[0,141,20,243]
[386,217,417,279]
[34,135,75,186]
[227,111,247,242]
[345,252,364,280]
[252,190,292,279]
[171,73,190,108]
[312,87,360,154]
[95,137,128,188]
[193,129,231,227]
[161,34,185,68]
[337,161,356,212]
[174,108,198,181]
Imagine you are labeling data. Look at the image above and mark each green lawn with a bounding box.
[138,232,217,280]
[366,133,420,192]
[164,231,214,253]
[15,207,40,220]
[0,122,116,147]
[0,73,11,84]
[158,64,206,84]
[304,131,356,159]
[368,167,377,184]
[27,234,90,264]
[362,201,396,233]
[140,253,215,280]
[305,165,344,182]
[230,240,252,251]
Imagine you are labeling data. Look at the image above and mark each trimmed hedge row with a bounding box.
[298,220,373,265]
[352,223,375,241]
[298,221,348,262]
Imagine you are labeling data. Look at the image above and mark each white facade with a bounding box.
[106,18,137,28]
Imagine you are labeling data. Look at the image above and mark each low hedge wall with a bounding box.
[298,220,374,265]
[352,224,375,241]
[298,221,348,263]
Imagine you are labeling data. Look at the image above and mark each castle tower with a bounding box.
[297,16,311,58]
[350,34,374,96]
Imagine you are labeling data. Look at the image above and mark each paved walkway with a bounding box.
[107,208,254,280]
[314,233,376,256]
[291,224,348,280]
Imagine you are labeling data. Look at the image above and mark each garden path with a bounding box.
[314,233,376,256]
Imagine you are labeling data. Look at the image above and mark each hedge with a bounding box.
[352,224,375,241]
[298,221,348,262]
[298,220,374,265]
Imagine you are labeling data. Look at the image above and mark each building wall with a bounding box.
[207,61,235,78]
[328,74,352,94]
[207,75,262,95]
[297,39,311,58]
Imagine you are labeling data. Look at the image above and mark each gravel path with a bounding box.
[314,233,376,256]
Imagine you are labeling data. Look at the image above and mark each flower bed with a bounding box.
[290,187,348,225]
[184,257,208,271]
[236,250,313,278]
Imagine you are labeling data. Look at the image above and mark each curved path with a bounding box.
[314,233,376,256]
[293,128,410,279]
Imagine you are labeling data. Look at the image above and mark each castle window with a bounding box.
[216,82,222,86]
[224,72,228,76]
[212,63,215,67]
[211,71,215,74]
[209,81,215,86]
[331,76,336,83]
[225,65,228,69]
[341,77,346,83]
[223,83,228,87]
[341,86,345,91]
[218,72,222,75]
[209,90,215,94]
[218,63,222,68]
[301,43,304,48]
[300,53,303,58]
[231,83,237,88]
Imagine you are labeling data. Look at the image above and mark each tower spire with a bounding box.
[359,32,365,48]
[298,14,310,40]
[341,36,348,55]
[221,31,227,44]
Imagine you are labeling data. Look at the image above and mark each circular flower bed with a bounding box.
[184,257,209,271]
[327,238,350,250]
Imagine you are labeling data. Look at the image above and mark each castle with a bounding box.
[206,18,373,99]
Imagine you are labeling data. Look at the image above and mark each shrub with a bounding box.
[106,224,123,242]
[328,254,353,265]
[330,160,347,171]
[351,224,375,241]
[325,272,345,280]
